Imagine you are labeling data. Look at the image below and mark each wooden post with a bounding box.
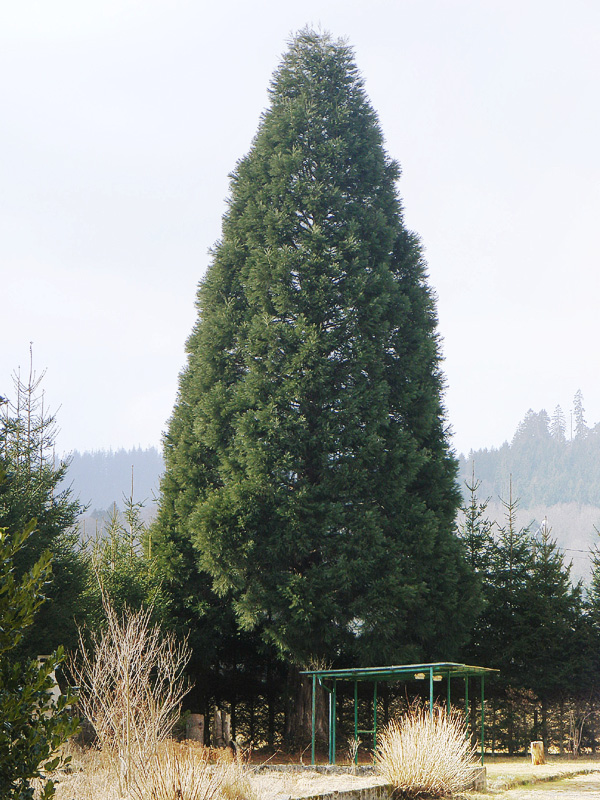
[531,740,545,765]
[185,713,204,742]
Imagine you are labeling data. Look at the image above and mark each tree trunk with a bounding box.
[204,697,211,746]
[231,699,237,740]
[265,655,276,748]
[249,694,255,745]
[230,659,237,739]
[559,698,564,755]
[541,698,548,750]
[284,665,328,748]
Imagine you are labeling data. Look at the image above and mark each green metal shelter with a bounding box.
[300,662,498,766]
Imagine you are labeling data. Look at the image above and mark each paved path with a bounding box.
[497,773,600,800]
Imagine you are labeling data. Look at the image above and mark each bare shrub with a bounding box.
[70,598,191,796]
[376,702,476,798]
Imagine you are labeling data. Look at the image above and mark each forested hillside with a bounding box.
[68,396,600,520]
[65,447,164,513]
[458,391,600,506]
[63,392,600,583]
[457,392,600,584]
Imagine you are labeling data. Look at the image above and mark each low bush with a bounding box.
[69,597,191,796]
[376,702,476,798]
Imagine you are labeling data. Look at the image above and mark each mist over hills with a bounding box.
[63,393,600,582]
[458,391,600,583]
[458,408,600,507]
[65,446,164,516]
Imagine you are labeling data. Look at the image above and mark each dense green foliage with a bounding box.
[458,392,600,506]
[154,29,474,681]
[0,475,79,799]
[0,367,86,656]
[82,496,166,627]
[457,477,592,752]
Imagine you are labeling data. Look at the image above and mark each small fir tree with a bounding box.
[0,471,78,799]
[521,521,586,744]
[465,481,534,682]
[83,494,165,627]
[585,527,600,699]
[0,357,86,655]
[458,463,494,576]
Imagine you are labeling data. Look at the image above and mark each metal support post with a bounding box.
[480,675,485,765]
[311,674,316,765]
[373,681,378,755]
[354,680,359,762]
[328,690,333,764]
[332,679,337,765]
[429,668,434,720]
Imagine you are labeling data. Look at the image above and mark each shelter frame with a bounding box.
[300,662,498,766]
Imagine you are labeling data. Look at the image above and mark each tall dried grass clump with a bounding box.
[51,745,122,800]
[129,741,258,800]
[69,598,191,796]
[376,703,476,798]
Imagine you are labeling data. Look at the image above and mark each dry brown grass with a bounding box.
[129,741,258,800]
[50,741,389,800]
[376,702,477,798]
[50,742,259,800]
[51,744,121,800]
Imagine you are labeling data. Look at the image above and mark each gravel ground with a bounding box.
[249,770,389,799]
[485,759,600,789]
[489,772,600,800]
[250,757,600,799]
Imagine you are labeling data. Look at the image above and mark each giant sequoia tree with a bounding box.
[156,31,475,681]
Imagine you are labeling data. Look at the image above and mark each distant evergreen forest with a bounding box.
[65,447,164,514]
[458,390,600,507]
[66,391,600,518]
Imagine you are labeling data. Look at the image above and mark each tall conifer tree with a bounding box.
[156,30,474,677]
[521,523,586,744]
[573,389,587,439]
[0,361,85,656]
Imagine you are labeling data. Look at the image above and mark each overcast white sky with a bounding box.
[3,0,600,457]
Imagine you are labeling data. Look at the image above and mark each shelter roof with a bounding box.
[300,662,498,682]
